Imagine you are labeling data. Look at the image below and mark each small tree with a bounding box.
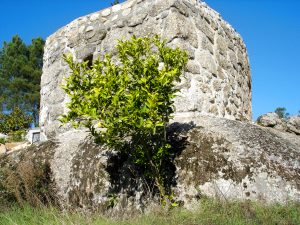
[111,0,120,6]
[61,35,188,202]
[0,107,32,134]
[275,107,289,119]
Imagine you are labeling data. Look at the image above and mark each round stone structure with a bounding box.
[40,0,252,138]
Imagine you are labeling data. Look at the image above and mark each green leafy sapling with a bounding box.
[61,35,188,202]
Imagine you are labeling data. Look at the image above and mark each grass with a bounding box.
[0,199,299,225]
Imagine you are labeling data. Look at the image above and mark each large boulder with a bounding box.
[257,113,300,136]
[257,112,282,127]
[1,116,299,213]
[287,116,300,135]
[173,115,300,205]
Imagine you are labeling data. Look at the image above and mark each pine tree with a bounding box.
[0,35,44,127]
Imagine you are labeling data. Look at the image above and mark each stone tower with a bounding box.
[40,0,252,138]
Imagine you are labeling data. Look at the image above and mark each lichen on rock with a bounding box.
[1,116,299,212]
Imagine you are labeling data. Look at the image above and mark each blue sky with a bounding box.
[0,0,299,120]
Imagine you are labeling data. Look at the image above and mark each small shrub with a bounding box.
[61,35,188,203]
[0,107,32,135]
[0,137,6,144]
[7,130,26,142]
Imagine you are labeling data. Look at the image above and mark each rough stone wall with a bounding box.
[40,0,252,138]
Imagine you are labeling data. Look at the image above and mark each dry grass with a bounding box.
[0,199,299,225]
[0,160,57,208]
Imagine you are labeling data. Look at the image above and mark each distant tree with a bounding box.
[111,0,120,6]
[0,35,45,127]
[0,107,32,134]
[274,107,289,119]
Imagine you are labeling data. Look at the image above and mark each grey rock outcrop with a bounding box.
[40,0,252,139]
[257,113,300,136]
[1,116,299,213]
[287,116,300,135]
[257,112,282,127]
[173,116,300,205]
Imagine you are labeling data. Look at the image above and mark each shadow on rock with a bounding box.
[102,122,196,211]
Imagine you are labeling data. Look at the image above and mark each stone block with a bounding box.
[101,8,111,17]
[186,60,200,74]
[197,52,217,75]
[195,17,215,44]
[128,12,148,27]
